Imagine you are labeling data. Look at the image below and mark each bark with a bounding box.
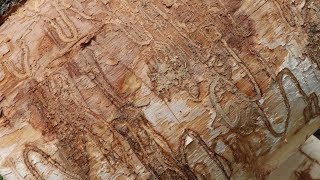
[0,0,319,179]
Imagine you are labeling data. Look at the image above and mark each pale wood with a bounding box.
[268,135,320,180]
[0,0,319,179]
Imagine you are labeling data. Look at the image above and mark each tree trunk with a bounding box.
[268,135,320,180]
[0,0,319,179]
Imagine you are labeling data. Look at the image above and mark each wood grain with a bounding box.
[0,0,319,179]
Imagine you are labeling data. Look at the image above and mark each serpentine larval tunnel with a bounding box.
[0,0,320,179]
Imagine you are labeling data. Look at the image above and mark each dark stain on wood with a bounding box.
[0,0,28,25]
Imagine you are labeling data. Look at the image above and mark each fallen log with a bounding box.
[0,0,319,179]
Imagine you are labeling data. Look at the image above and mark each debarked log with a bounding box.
[0,0,319,179]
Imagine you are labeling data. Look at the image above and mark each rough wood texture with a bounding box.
[0,0,319,179]
[268,135,320,180]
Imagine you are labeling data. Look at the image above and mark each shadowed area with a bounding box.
[0,0,26,24]
[314,129,320,139]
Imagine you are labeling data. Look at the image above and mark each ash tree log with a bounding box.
[0,0,319,179]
